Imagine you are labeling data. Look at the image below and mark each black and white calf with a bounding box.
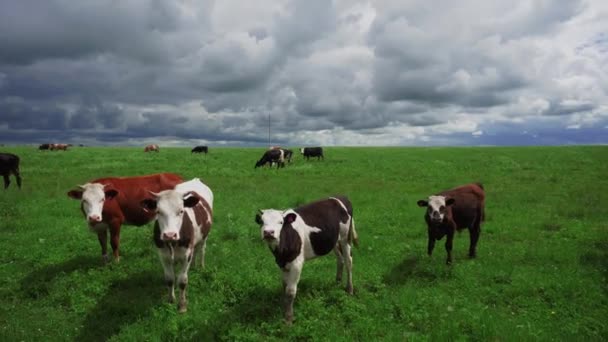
[255,196,359,324]
[141,178,213,313]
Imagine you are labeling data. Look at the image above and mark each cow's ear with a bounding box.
[105,189,118,199]
[284,213,297,225]
[67,190,83,199]
[141,199,157,212]
[183,195,200,208]
[417,200,428,207]
[446,198,455,206]
[255,212,263,225]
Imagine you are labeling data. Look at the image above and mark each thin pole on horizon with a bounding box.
[268,113,271,147]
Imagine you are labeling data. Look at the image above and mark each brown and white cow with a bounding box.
[67,173,183,262]
[144,144,160,152]
[141,178,213,313]
[50,143,71,151]
[255,196,359,324]
[417,182,486,265]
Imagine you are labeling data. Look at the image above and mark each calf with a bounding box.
[417,183,486,265]
[254,149,285,169]
[191,145,208,154]
[144,144,160,152]
[141,178,213,313]
[300,147,324,160]
[67,173,183,262]
[0,153,22,189]
[256,196,359,324]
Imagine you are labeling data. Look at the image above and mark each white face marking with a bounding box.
[258,209,284,246]
[155,190,186,241]
[427,195,448,222]
[80,183,106,223]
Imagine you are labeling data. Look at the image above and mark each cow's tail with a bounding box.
[348,216,359,248]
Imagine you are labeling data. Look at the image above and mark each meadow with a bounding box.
[0,145,606,341]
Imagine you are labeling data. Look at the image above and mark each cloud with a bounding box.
[0,0,606,146]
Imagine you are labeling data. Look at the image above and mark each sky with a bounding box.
[0,0,606,147]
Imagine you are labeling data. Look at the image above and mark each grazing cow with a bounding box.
[254,149,285,169]
[141,178,213,313]
[0,153,22,189]
[67,173,183,262]
[417,183,486,265]
[50,143,71,151]
[256,196,359,324]
[38,143,51,150]
[282,149,293,163]
[191,145,208,154]
[300,147,324,160]
[145,144,160,152]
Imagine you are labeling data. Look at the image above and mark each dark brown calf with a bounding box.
[0,153,22,189]
[417,183,485,264]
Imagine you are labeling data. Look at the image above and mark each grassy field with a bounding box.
[0,146,606,341]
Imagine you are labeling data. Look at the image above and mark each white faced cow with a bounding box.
[255,196,359,324]
[141,178,213,313]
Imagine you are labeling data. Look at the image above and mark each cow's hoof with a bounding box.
[178,305,187,313]
[284,317,294,325]
[346,285,354,295]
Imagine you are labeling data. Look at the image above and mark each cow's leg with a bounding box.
[97,229,109,263]
[159,250,176,303]
[177,249,194,313]
[282,260,303,325]
[14,169,22,189]
[469,219,481,258]
[334,244,344,283]
[195,237,207,269]
[3,174,9,189]
[445,231,454,265]
[427,231,436,256]
[109,222,122,262]
[339,239,354,294]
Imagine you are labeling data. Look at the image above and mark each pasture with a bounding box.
[0,146,606,341]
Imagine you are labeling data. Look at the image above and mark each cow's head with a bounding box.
[417,195,455,223]
[256,209,297,247]
[141,190,200,242]
[299,148,304,154]
[67,183,118,225]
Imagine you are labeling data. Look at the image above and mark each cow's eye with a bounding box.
[178,210,184,215]
[100,199,104,203]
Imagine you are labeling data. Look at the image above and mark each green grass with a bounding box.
[0,146,607,341]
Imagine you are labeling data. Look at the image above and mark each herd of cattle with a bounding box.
[0,146,485,324]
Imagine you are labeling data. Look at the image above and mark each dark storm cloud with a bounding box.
[0,0,605,146]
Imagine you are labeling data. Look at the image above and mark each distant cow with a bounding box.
[67,173,183,263]
[282,149,293,163]
[39,143,51,150]
[256,196,359,324]
[254,149,285,169]
[145,144,160,152]
[50,143,71,151]
[300,147,324,160]
[191,146,208,154]
[141,178,213,313]
[417,183,486,265]
[0,153,22,189]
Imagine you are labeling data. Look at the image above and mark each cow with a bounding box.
[282,149,293,163]
[50,143,71,151]
[191,145,208,154]
[417,182,486,265]
[67,173,183,263]
[38,143,51,150]
[254,149,285,169]
[145,144,160,152]
[256,196,359,324]
[140,178,213,313]
[300,147,324,160]
[0,153,22,189]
